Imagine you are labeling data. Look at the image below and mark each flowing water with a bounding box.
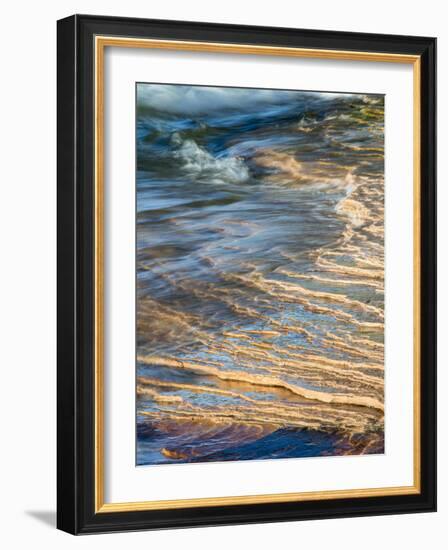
[135,84,385,465]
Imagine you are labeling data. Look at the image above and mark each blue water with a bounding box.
[135,84,385,466]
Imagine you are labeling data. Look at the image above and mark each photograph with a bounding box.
[135,84,386,466]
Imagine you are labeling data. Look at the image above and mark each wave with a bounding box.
[136,85,385,464]
[171,133,249,184]
[138,356,384,411]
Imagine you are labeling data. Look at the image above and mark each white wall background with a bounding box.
[0,1,443,547]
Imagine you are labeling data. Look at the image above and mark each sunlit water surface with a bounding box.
[135,85,385,465]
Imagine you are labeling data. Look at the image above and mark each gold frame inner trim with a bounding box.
[94,35,421,513]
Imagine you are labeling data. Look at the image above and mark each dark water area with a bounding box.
[135,84,385,466]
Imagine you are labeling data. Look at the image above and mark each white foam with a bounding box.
[172,134,249,184]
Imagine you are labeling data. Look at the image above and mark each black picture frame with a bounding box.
[57,14,436,534]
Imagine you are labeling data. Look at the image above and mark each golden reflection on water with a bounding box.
[136,88,385,464]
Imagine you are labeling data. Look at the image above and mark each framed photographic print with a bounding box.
[57,14,436,534]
